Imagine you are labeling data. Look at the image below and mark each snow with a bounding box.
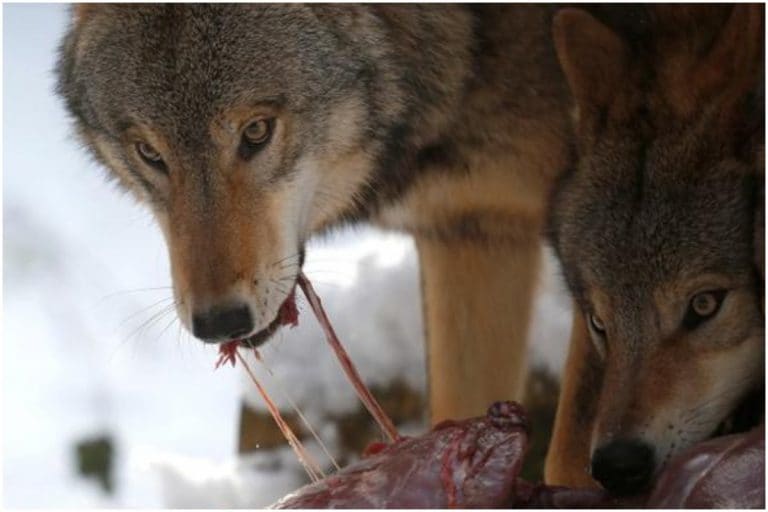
[3,4,572,508]
[243,230,426,418]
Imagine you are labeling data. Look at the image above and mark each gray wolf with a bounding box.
[545,4,764,494]
[56,4,572,425]
[56,4,764,493]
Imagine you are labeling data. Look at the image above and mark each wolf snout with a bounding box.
[591,438,655,496]
[192,303,254,342]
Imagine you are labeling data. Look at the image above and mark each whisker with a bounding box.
[124,303,177,342]
[270,281,290,296]
[156,315,180,342]
[276,261,300,271]
[270,253,300,267]
[98,286,173,301]
[119,297,176,326]
[298,279,343,289]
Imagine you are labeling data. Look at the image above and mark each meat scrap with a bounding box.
[270,403,764,509]
[270,401,607,509]
[297,273,399,443]
[647,424,765,509]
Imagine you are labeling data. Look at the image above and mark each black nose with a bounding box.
[591,439,655,495]
[192,304,253,342]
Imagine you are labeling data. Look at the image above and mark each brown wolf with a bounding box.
[545,4,764,494]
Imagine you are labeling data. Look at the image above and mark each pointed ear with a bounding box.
[665,5,764,118]
[552,9,630,126]
[693,5,763,97]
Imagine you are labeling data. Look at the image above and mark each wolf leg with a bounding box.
[415,235,541,424]
[544,309,601,487]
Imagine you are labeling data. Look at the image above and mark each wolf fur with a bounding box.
[545,5,764,489]
[56,4,572,425]
[56,4,764,489]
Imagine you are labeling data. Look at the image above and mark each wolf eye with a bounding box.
[243,119,272,144]
[587,313,607,358]
[588,313,606,335]
[135,142,167,172]
[239,118,275,160]
[683,290,727,329]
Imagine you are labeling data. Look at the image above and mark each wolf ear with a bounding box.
[693,5,763,97]
[552,9,629,129]
[665,5,764,118]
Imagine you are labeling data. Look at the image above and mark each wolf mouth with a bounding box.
[237,249,305,348]
[240,314,283,348]
[238,287,299,349]
[712,386,764,438]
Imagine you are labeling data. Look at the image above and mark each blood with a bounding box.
[440,432,463,508]
[362,441,390,458]
[215,340,240,369]
[215,290,299,369]
[279,289,299,327]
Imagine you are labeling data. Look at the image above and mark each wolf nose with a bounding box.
[192,304,254,342]
[591,439,654,496]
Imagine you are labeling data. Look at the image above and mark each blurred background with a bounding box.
[3,4,573,507]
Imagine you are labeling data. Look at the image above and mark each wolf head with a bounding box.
[56,5,470,344]
[548,5,764,494]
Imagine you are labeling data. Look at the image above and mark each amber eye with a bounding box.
[683,290,727,329]
[135,142,166,172]
[136,142,161,162]
[692,293,718,316]
[243,119,273,145]
[589,313,606,335]
[587,313,607,358]
[239,118,275,160]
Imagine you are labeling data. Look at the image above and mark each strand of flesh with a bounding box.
[297,273,400,443]
[252,351,341,472]
[215,272,399,480]
[234,349,326,482]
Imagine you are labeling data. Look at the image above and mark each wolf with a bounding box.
[545,5,765,494]
[55,4,574,425]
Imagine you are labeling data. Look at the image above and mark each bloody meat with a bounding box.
[270,401,609,509]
